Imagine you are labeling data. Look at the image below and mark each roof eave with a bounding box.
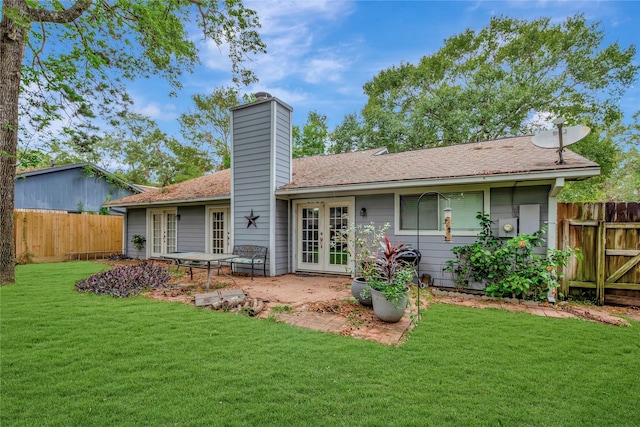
[275,167,601,196]
[107,194,231,208]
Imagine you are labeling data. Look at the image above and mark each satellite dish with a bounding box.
[531,122,590,164]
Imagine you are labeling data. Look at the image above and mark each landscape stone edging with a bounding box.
[431,288,560,307]
[430,287,632,327]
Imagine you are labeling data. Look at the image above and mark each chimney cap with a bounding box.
[254,92,272,100]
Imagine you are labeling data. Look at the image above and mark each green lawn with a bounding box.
[2,262,639,426]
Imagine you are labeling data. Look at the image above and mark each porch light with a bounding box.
[360,207,367,217]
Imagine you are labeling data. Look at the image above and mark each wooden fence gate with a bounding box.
[558,202,640,306]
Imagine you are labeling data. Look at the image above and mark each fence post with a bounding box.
[560,216,570,297]
[596,220,606,305]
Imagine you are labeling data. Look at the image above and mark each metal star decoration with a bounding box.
[245,209,260,228]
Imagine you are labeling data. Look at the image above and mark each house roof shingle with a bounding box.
[108,136,599,206]
[108,168,230,206]
[282,135,598,190]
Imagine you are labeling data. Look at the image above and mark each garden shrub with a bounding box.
[444,213,581,301]
[75,262,170,297]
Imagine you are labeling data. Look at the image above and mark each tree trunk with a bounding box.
[0,0,27,285]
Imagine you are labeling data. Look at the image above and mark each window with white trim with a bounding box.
[399,191,484,231]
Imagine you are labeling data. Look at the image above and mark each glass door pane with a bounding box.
[166,212,177,253]
[301,207,320,265]
[210,210,226,253]
[152,213,163,255]
[328,206,348,267]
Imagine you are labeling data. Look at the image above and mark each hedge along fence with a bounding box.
[557,202,640,306]
[14,210,124,263]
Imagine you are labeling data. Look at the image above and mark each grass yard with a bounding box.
[1,262,639,426]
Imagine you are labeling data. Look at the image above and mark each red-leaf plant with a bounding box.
[368,236,415,304]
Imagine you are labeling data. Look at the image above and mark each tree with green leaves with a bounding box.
[0,0,265,284]
[560,111,640,202]
[358,14,637,153]
[328,112,367,154]
[99,112,213,186]
[292,111,328,158]
[179,87,246,170]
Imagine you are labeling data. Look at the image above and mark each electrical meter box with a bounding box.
[519,204,541,235]
[498,218,518,238]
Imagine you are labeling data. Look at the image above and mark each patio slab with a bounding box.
[151,266,416,345]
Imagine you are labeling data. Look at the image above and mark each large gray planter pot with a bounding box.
[370,288,408,323]
[351,278,372,306]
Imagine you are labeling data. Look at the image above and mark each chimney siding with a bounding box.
[230,97,292,275]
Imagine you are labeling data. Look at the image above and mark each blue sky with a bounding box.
[129,0,640,138]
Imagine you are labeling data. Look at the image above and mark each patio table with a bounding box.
[163,252,235,291]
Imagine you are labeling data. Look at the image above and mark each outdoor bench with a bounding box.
[223,245,268,280]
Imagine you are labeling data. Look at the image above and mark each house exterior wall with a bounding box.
[274,106,292,187]
[347,184,551,287]
[126,208,147,258]
[490,185,550,235]
[177,206,206,252]
[231,101,272,250]
[353,193,475,286]
[15,167,135,213]
[274,198,290,274]
[273,104,292,275]
[231,97,293,276]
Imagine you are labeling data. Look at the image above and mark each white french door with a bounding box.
[149,209,177,258]
[206,207,230,254]
[296,199,353,273]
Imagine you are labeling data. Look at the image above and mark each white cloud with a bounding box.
[199,0,357,86]
[524,111,555,133]
[131,97,178,121]
[304,57,347,84]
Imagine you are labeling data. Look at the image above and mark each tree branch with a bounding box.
[26,0,93,24]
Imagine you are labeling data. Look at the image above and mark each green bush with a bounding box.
[444,213,581,301]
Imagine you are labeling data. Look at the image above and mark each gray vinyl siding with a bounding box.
[232,101,272,259]
[274,199,289,274]
[352,185,551,287]
[177,206,206,252]
[354,193,471,286]
[490,185,550,244]
[355,194,395,229]
[274,104,291,187]
[126,209,147,258]
[231,99,293,277]
[15,167,135,213]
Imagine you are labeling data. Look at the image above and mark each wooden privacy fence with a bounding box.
[14,210,124,263]
[558,202,640,306]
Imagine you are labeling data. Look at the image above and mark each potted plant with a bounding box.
[131,234,146,259]
[366,236,414,322]
[341,222,391,307]
[341,223,415,321]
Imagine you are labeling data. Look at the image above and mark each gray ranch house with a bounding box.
[16,162,144,214]
[108,95,599,286]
